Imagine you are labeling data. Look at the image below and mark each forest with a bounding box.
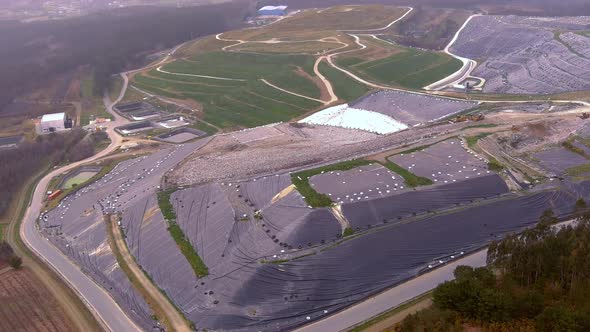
[0,129,107,216]
[397,207,590,332]
[0,0,252,112]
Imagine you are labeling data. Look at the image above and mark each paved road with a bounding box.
[424,14,482,91]
[295,250,487,332]
[19,72,138,331]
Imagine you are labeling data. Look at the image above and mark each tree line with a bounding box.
[0,1,252,112]
[0,129,105,216]
[0,242,21,269]
[397,206,590,332]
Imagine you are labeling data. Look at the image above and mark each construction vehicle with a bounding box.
[47,189,62,201]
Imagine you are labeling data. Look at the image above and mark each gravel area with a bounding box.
[170,122,471,186]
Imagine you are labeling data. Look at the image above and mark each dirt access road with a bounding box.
[109,216,191,331]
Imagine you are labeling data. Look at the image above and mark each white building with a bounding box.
[41,112,66,133]
[258,5,287,16]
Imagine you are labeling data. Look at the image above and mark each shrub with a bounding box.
[487,158,504,172]
[8,255,22,269]
[343,227,355,237]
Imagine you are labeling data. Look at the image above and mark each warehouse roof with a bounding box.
[41,112,65,122]
[259,5,287,11]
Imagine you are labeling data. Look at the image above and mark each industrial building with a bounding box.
[40,112,66,133]
[258,5,287,16]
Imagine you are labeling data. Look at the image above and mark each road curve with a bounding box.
[19,71,139,331]
[423,14,483,91]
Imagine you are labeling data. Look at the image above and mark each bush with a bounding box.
[8,255,22,269]
[291,159,374,207]
[157,189,208,278]
[487,158,504,172]
[343,227,355,237]
[157,189,176,220]
[382,161,433,187]
[0,241,14,261]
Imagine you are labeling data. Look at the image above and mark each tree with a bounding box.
[8,255,22,269]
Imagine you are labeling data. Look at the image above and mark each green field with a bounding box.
[337,47,462,89]
[133,52,323,129]
[318,61,371,102]
[0,223,5,241]
[80,74,114,126]
[62,171,98,189]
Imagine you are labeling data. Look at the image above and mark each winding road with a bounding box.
[14,6,590,332]
[19,77,139,332]
[423,14,483,91]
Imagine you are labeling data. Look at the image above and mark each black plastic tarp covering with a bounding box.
[201,187,578,331]
[343,174,509,228]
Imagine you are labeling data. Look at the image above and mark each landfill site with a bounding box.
[29,6,590,332]
[37,92,590,330]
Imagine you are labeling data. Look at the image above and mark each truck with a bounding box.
[47,189,62,201]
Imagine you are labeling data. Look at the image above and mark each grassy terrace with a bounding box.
[133,52,323,129]
[291,159,374,207]
[291,158,433,208]
[466,132,492,148]
[190,121,218,136]
[567,164,590,177]
[381,161,434,187]
[318,61,371,101]
[337,45,462,89]
[564,139,590,177]
[157,189,209,278]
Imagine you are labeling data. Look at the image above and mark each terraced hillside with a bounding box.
[133,52,323,129]
[129,4,469,130]
[450,15,590,94]
[335,35,463,89]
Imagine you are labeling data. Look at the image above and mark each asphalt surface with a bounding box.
[295,250,487,332]
[17,42,192,332]
[20,84,140,331]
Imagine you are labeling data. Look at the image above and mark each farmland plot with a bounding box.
[0,268,75,332]
[450,15,590,94]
